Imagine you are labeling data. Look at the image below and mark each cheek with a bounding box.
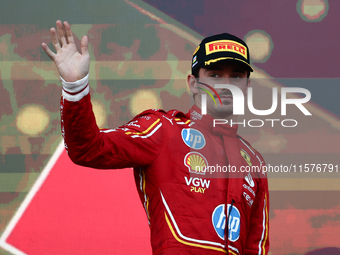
[206,96,218,107]
[242,86,248,97]
[233,82,248,96]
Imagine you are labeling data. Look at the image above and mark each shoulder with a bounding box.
[132,109,166,119]
[133,109,190,126]
[237,135,263,158]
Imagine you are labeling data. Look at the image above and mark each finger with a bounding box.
[63,21,75,44]
[41,43,56,60]
[50,27,61,51]
[56,20,67,46]
[80,35,89,56]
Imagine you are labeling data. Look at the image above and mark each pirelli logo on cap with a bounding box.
[205,40,247,59]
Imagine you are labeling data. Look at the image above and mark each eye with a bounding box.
[209,73,220,78]
[230,75,246,84]
[231,74,247,82]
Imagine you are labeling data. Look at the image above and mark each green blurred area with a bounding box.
[0,1,198,254]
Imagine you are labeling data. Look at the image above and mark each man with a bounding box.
[42,20,269,255]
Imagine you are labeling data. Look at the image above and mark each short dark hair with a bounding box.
[192,67,250,79]
[192,68,200,78]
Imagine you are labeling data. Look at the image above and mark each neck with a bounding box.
[193,102,239,125]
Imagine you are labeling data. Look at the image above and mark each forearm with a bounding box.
[60,75,163,169]
[60,75,105,167]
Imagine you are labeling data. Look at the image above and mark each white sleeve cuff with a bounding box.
[62,85,90,102]
[61,74,90,102]
[61,73,89,93]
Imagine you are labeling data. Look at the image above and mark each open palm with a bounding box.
[42,20,90,82]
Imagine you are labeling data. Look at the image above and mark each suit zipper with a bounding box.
[226,199,235,253]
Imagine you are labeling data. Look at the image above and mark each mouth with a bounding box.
[216,94,232,99]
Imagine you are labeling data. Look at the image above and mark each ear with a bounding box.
[187,74,198,95]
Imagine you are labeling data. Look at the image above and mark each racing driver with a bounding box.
[42,20,269,255]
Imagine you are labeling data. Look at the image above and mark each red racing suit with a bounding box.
[60,75,269,255]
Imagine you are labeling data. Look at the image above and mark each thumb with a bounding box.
[80,35,89,56]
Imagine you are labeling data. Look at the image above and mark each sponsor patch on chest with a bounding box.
[184,176,210,194]
[212,204,241,242]
[181,128,206,150]
[243,172,256,207]
[240,149,252,166]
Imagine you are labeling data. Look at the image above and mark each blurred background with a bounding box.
[0,0,339,254]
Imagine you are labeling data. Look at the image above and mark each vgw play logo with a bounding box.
[198,82,312,128]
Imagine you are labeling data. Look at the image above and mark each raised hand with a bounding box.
[42,20,90,82]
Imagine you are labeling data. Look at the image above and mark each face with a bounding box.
[188,61,250,119]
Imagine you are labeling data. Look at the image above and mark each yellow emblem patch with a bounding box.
[240,149,252,166]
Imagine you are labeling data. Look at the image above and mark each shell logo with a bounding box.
[184,152,208,175]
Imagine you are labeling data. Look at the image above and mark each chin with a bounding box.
[213,106,233,117]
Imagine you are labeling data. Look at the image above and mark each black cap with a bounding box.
[191,33,253,74]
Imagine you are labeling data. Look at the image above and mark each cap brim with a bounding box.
[204,57,253,72]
